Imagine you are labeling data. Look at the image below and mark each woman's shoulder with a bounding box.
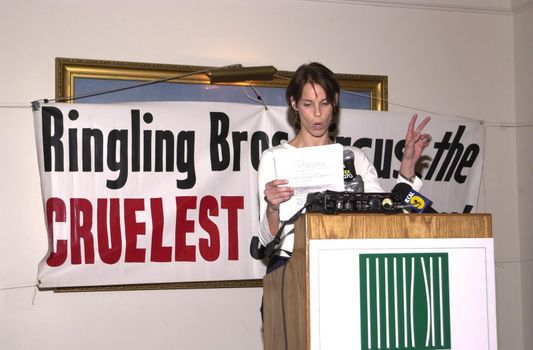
[261,141,293,156]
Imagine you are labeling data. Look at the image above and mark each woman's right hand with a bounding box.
[264,179,294,212]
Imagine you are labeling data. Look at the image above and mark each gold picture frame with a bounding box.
[55,57,388,110]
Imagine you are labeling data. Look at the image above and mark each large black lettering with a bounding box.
[210,112,231,171]
[106,129,128,189]
[373,139,394,179]
[131,110,141,172]
[42,106,64,171]
[393,140,406,179]
[425,126,480,183]
[437,126,466,181]
[231,131,248,171]
[454,144,479,183]
[68,109,79,171]
[142,112,154,172]
[425,130,453,180]
[155,130,175,172]
[353,137,372,149]
[335,136,352,146]
[82,128,104,172]
[251,131,269,171]
[176,131,196,189]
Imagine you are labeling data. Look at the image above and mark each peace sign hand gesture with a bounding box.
[399,114,431,180]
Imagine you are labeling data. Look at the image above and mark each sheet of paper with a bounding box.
[273,143,344,221]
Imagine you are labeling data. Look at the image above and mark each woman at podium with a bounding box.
[257,62,431,274]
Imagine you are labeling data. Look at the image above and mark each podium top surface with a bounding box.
[296,213,492,240]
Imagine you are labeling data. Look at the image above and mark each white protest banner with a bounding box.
[32,102,484,288]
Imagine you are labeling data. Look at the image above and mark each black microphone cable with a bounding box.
[280,262,289,350]
[263,198,314,258]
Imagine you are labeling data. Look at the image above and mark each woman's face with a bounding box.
[291,82,335,140]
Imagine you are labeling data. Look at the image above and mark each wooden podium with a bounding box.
[263,213,496,350]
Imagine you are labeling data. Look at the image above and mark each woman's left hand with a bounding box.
[399,114,431,179]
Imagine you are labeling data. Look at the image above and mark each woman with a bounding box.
[257,62,431,271]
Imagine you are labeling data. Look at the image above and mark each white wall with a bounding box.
[0,0,529,349]
[514,4,533,350]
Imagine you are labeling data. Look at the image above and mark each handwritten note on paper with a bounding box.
[273,144,344,221]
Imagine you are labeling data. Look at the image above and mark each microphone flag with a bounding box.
[404,189,433,213]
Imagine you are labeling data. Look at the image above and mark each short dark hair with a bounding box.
[285,62,340,131]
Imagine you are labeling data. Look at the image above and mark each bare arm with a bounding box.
[263,179,294,236]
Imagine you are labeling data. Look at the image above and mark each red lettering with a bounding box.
[221,196,244,260]
[42,195,244,266]
[175,196,196,261]
[124,199,146,262]
[97,198,122,264]
[46,197,67,267]
[150,198,172,262]
[70,198,95,264]
[198,196,220,262]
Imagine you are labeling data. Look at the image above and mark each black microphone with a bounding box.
[392,182,438,213]
[249,236,266,260]
[391,182,412,199]
[343,149,364,193]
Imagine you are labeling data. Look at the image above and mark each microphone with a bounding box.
[391,183,438,213]
[249,236,266,260]
[343,149,364,193]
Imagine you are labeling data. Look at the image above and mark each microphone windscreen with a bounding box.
[343,149,354,161]
[391,182,412,197]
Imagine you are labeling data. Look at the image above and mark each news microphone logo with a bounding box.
[343,149,357,183]
[343,149,364,193]
[344,168,354,181]
[404,189,433,213]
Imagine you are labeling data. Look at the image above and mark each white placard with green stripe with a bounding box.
[308,238,496,349]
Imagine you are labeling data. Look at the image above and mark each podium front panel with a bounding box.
[308,238,497,350]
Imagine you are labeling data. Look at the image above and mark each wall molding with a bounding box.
[302,0,533,15]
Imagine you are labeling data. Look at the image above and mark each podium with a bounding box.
[263,213,497,350]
